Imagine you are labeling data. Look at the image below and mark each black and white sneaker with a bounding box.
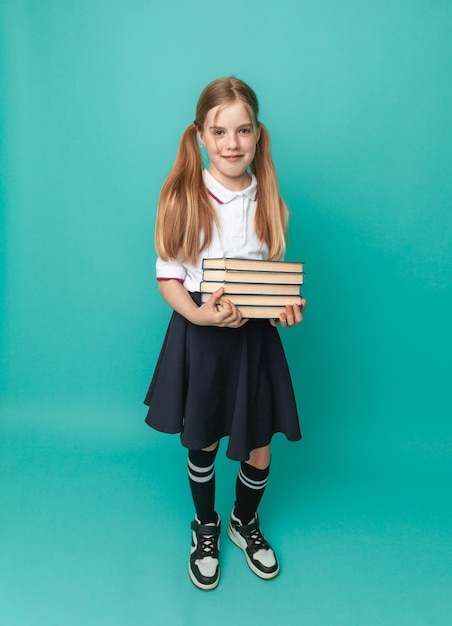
[188,516,221,590]
[228,510,279,579]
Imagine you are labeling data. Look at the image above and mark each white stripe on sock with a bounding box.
[188,468,215,483]
[188,458,215,474]
[238,469,268,491]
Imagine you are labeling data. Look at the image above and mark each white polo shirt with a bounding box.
[156,169,271,292]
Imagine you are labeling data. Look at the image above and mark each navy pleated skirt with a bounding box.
[144,293,301,461]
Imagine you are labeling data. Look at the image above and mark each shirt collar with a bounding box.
[203,169,258,204]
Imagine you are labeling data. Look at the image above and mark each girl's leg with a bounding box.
[228,444,279,579]
[187,442,219,524]
[234,445,271,525]
[188,442,221,590]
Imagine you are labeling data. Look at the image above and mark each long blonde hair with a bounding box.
[155,77,288,264]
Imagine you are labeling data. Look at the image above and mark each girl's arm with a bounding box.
[158,279,248,328]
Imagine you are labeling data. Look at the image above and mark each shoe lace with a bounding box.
[247,527,270,552]
[197,533,218,558]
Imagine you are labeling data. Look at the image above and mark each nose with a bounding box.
[226,133,240,151]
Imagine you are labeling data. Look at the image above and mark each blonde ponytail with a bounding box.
[155,123,217,264]
[252,124,288,260]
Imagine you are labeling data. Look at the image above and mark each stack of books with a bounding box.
[201,258,304,318]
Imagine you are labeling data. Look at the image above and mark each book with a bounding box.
[200,258,305,318]
[201,293,303,307]
[202,258,304,273]
[202,269,304,285]
[200,281,301,296]
[229,304,302,319]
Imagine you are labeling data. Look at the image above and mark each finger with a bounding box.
[214,297,228,312]
[284,305,296,326]
[222,316,246,328]
[278,311,288,327]
[219,299,242,320]
[211,297,238,321]
[296,299,307,322]
[215,298,235,317]
[224,310,244,326]
[216,304,243,326]
[206,287,225,306]
[293,304,303,324]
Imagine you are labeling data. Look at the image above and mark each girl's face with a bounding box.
[198,100,260,191]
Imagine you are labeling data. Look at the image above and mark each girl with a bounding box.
[144,77,306,590]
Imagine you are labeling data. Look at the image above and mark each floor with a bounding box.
[1,402,451,626]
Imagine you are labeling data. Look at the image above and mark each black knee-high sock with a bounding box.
[188,447,219,524]
[234,462,270,525]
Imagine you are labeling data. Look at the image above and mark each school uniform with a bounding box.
[144,170,301,461]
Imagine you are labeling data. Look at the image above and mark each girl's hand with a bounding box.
[193,288,248,328]
[270,299,306,328]
[158,280,247,328]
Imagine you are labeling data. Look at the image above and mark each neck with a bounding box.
[207,168,252,192]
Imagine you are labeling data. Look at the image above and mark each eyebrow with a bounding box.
[208,123,253,130]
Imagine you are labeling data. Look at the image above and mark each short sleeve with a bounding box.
[156,256,187,282]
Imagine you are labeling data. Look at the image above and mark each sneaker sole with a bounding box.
[188,561,220,591]
[227,524,280,580]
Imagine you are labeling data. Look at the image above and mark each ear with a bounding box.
[255,123,261,143]
[197,130,206,148]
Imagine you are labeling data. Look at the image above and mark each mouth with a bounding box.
[222,155,243,161]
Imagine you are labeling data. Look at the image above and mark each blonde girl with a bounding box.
[144,77,305,590]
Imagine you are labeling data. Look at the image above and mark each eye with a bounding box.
[213,129,224,136]
[239,127,252,134]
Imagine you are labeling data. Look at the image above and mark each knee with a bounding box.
[202,442,219,452]
[247,446,271,470]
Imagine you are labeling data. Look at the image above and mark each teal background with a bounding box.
[1,1,451,625]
